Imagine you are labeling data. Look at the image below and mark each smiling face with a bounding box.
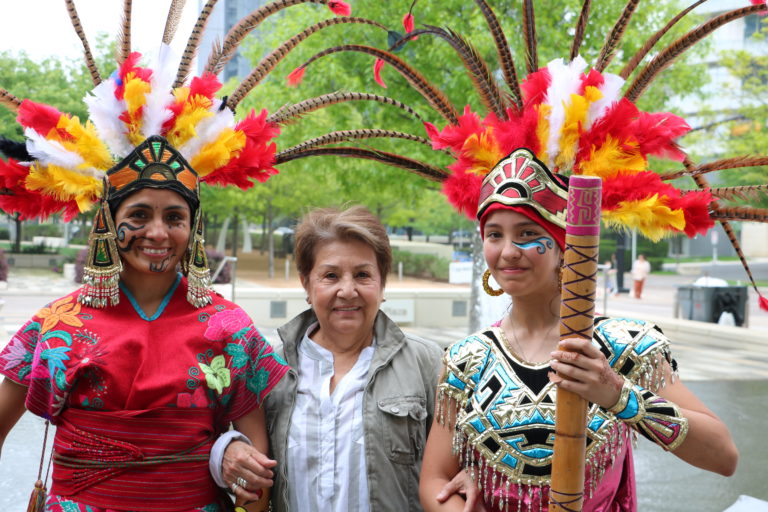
[483,208,561,298]
[301,238,384,345]
[113,188,192,279]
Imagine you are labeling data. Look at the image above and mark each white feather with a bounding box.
[24,128,84,170]
[586,72,625,129]
[178,107,236,161]
[85,78,133,157]
[544,56,588,169]
[141,44,178,138]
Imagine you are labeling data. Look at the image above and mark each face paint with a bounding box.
[116,221,146,252]
[512,236,554,254]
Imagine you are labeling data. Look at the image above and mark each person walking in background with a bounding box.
[631,254,652,299]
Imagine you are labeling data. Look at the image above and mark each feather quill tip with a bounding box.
[373,59,387,88]
[328,1,351,16]
[287,67,306,87]
[751,0,768,16]
[760,293,768,312]
[402,12,419,40]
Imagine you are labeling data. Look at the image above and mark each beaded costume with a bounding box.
[437,317,686,511]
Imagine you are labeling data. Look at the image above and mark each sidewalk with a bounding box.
[2,266,767,381]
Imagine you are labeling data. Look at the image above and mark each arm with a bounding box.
[225,407,276,511]
[550,338,738,476]
[0,378,28,458]
[419,412,467,512]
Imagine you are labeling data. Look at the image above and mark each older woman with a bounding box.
[214,205,444,511]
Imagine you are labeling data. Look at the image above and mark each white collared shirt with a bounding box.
[287,323,375,512]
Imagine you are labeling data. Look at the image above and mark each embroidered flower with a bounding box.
[176,386,209,408]
[36,297,83,334]
[2,334,32,371]
[199,355,231,394]
[224,343,249,369]
[204,308,253,341]
[246,367,270,399]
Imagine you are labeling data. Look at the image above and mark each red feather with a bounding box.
[115,52,152,100]
[750,0,768,16]
[629,111,690,161]
[202,110,280,189]
[425,105,483,153]
[666,190,714,237]
[373,59,387,88]
[489,106,541,156]
[0,158,80,220]
[579,69,605,94]
[327,0,351,16]
[442,168,484,219]
[759,294,768,312]
[577,98,639,166]
[521,67,551,108]
[402,12,419,40]
[189,73,223,100]
[287,67,306,87]
[17,100,64,137]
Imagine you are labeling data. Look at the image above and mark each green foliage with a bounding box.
[391,248,449,281]
[22,223,62,241]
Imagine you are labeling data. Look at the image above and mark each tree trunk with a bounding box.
[13,214,21,253]
[231,213,239,259]
[469,226,484,332]
[267,201,274,279]
[260,211,267,254]
[406,226,413,241]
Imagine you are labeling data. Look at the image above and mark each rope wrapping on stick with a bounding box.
[550,175,602,512]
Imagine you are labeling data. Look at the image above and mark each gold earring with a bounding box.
[482,269,504,296]
[557,260,564,289]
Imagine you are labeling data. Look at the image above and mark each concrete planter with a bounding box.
[5,253,67,268]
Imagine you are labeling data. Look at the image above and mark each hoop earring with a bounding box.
[483,269,504,296]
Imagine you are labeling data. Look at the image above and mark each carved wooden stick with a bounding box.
[549,175,602,512]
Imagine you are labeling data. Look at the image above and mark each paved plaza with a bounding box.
[1,264,767,511]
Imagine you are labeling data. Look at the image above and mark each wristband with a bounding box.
[209,429,253,488]
[607,375,689,451]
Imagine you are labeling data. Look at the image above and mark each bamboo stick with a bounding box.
[549,175,602,511]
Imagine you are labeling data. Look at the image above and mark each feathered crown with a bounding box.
[280,0,768,310]
[0,0,354,220]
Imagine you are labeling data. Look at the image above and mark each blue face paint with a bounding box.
[512,236,554,254]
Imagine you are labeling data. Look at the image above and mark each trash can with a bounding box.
[676,286,748,326]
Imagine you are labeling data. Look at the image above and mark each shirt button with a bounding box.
[391,407,400,414]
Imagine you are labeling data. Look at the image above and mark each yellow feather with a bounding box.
[462,128,503,176]
[602,196,686,241]
[555,93,590,171]
[535,104,551,165]
[124,75,151,115]
[190,129,245,177]
[578,136,646,178]
[25,163,102,212]
[57,117,114,170]
[168,95,215,147]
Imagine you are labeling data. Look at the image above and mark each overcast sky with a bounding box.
[0,0,199,63]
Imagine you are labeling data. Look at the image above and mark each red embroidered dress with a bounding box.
[0,274,289,512]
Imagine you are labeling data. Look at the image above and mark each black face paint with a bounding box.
[116,221,146,253]
[149,256,172,273]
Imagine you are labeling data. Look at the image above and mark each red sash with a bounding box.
[51,407,220,511]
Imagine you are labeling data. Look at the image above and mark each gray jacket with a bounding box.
[264,309,443,511]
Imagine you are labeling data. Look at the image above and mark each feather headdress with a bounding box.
[279,0,768,310]
[0,0,353,220]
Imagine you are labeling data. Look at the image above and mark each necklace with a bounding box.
[500,319,557,365]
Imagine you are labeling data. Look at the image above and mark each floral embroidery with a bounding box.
[37,296,83,334]
[199,355,231,394]
[204,308,253,341]
[246,367,270,399]
[2,335,30,371]
[177,386,209,408]
[225,343,249,369]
